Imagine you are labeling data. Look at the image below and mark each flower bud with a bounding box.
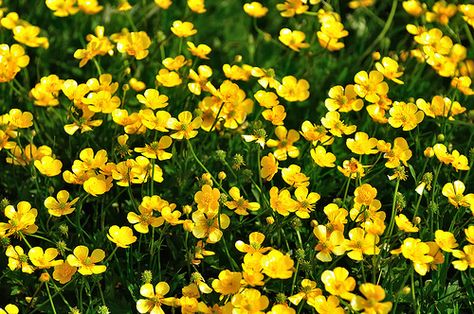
[141,270,153,284]
[424,147,434,158]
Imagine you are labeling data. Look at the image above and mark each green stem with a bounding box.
[45,282,58,314]
[385,177,401,241]
[104,246,119,264]
[290,261,300,295]
[358,0,398,63]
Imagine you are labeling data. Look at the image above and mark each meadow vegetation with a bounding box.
[0,0,473,313]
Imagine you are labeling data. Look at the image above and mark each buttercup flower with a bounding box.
[243,2,268,18]
[66,245,106,275]
[107,225,137,248]
[137,282,177,313]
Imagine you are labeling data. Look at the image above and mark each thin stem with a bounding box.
[358,0,398,63]
[45,282,58,314]
[385,177,401,240]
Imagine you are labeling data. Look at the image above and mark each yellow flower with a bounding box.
[243,2,268,18]
[465,226,474,244]
[442,180,474,210]
[30,74,63,107]
[267,303,295,314]
[276,0,308,17]
[212,269,242,296]
[260,153,279,181]
[270,186,298,216]
[34,155,62,177]
[325,84,364,112]
[235,232,271,255]
[426,1,457,25]
[375,57,404,84]
[452,245,474,271]
[392,238,433,276]
[162,55,187,71]
[351,283,393,314]
[343,227,380,261]
[45,0,80,16]
[278,28,309,51]
[0,304,20,314]
[53,261,77,284]
[402,0,425,17]
[459,5,474,28]
[349,0,375,9]
[320,267,356,300]
[171,20,197,37]
[354,70,389,103]
[136,282,177,313]
[433,143,453,164]
[127,206,164,234]
[324,203,348,233]
[66,246,106,275]
[354,184,377,206]
[223,63,252,81]
[28,247,63,269]
[5,245,34,274]
[310,146,336,168]
[225,187,260,215]
[450,150,470,172]
[313,225,345,262]
[8,108,33,128]
[112,30,151,60]
[261,249,294,279]
[156,69,182,87]
[0,201,38,236]
[300,121,332,145]
[0,44,29,83]
[435,230,458,252]
[231,288,269,312]
[337,158,365,179]
[44,190,78,217]
[194,184,220,214]
[155,0,172,9]
[242,254,265,287]
[254,90,279,108]
[107,225,137,248]
[317,16,349,51]
[13,24,49,48]
[134,136,173,160]
[188,65,212,95]
[188,0,206,13]
[187,41,211,59]
[395,214,419,233]
[266,126,300,161]
[307,295,345,314]
[167,111,202,140]
[293,186,320,219]
[276,75,310,102]
[83,174,113,196]
[137,89,169,109]
[78,0,103,14]
[83,90,121,113]
[281,164,309,187]
[346,132,378,155]
[384,137,412,168]
[262,105,287,125]
[288,279,322,306]
[417,95,466,119]
[388,101,424,131]
[251,67,279,89]
[321,111,357,137]
[191,211,230,243]
[129,78,146,92]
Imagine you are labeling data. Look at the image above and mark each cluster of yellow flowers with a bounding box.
[0,0,473,313]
